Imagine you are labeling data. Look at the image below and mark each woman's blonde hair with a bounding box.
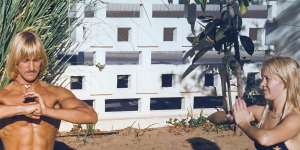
[5,31,48,80]
[261,56,300,110]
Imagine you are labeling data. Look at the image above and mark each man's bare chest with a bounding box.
[3,91,59,108]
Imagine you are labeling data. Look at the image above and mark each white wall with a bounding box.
[58,0,270,131]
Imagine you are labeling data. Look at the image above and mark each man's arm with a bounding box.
[32,87,98,124]
[0,103,41,119]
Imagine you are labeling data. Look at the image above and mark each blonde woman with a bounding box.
[233,56,300,150]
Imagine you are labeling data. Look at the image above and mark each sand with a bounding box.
[57,127,255,150]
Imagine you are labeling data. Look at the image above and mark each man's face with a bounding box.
[16,57,42,83]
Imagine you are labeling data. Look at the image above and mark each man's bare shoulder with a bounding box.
[40,81,74,98]
[0,83,16,103]
[0,88,10,97]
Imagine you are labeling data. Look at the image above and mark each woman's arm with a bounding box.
[234,99,300,146]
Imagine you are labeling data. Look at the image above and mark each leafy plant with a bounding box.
[167,118,188,128]
[167,111,208,128]
[182,0,255,111]
[167,111,231,133]
[188,113,207,128]
[85,124,96,135]
[83,124,96,144]
[0,0,79,87]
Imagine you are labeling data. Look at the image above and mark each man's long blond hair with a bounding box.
[5,31,48,80]
[261,56,300,111]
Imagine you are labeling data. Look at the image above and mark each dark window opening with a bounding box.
[163,28,175,41]
[105,98,138,112]
[106,4,140,17]
[249,28,258,41]
[194,96,224,108]
[71,76,83,89]
[150,97,181,110]
[117,75,129,88]
[106,11,140,17]
[161,74,173,87]
[84,6,94,18]
[83,100,94,107]
[208,0,220,4]
[118,28,130,41]
[57,52,94,65]
[85,11,94,17]
[105,52,139,65]
[179,0,189,4]
[151,51,185,64]
[204,73,214,86]
[246,72,257,88]
[244,72,265,106]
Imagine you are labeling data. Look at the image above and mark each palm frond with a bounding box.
[0,0,78,87]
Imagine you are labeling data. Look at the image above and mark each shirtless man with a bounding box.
[0,31,98,150]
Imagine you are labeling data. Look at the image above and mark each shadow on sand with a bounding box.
[187,137,220,150]
[0,140,74,150]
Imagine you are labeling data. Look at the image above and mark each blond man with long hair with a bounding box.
[233,56,300,150]
[0,31,97,150]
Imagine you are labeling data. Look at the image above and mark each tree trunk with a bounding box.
[236,63,244,98]
[219,65,228,111]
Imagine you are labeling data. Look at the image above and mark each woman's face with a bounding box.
[260,71,286,101]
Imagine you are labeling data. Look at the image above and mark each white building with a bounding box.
[58,0,271,131]
[266,0,300,61]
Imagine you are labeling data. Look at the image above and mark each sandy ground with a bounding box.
[56,127,255,150]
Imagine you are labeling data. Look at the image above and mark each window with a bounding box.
[83,26,87,39]
[117,28,131,41]
[194,96,224,108]
[83,100,94,107]
[83,52,94,65]
[106,3,140,17]
[246,72,257,88]
[179,0,188,4]
[208,0,220,4]
[204,73,214,86]
[57,51,93,66]
[151,51,185,64]
[106,51,139,65]
[163,28,176,41]
[71,76,83,89]
[74,52,94,65]
[84,5,94,18]
[152,4,184,18]
[249,28,259,41]
[150,97,182,110]
[161,74,173,87]
[117,75,130,88]
[105,98,139,112]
